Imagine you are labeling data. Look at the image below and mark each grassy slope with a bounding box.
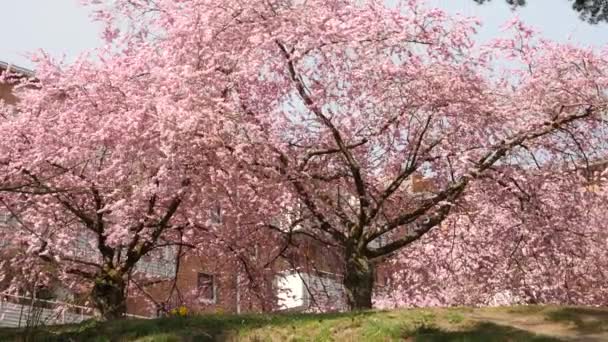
[2,305,608,341]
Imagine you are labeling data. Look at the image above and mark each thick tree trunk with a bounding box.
[91,270,127,320]
[343,247,375,310]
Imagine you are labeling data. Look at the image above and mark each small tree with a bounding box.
[0,52,231,319]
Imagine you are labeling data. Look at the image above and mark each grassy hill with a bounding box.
[2,305,608,341]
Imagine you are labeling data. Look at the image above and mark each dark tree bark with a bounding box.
[91,269,127,321]
[343,244,375,310]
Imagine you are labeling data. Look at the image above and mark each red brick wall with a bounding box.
[127,253,240,316]
[0,82,18,105]
[126,234,347,316]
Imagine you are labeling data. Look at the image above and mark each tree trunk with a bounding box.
[91,270,127,320]
[343,247,375,310]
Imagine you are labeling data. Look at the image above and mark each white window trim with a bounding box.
[198,273,217,304]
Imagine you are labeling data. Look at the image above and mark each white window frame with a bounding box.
[197,272,217,304]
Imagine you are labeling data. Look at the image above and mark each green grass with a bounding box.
[1,306,607,341]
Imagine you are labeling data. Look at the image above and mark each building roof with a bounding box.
[0,60,34,78]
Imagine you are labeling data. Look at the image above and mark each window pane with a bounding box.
[197,273,214,301]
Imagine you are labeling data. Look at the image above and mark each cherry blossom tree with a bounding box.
[0,48,246,319]
[111,0,606,309]
[3,0,608,316]
[375,167,608,308]
[0,40,293,319]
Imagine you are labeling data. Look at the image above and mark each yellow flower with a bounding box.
[178,306,189,316]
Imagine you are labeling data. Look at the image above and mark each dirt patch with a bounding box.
[467,308,608,342]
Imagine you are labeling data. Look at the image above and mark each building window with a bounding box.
[197,273,216,303]
[0,211,11,224]
[210,203,222,224]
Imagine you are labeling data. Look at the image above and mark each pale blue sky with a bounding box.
[431,0,608,46]
[1,0,607,69]
[0,1,102,69]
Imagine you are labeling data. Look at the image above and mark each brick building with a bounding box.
[0,61,33,104]
[125,231,348,316]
